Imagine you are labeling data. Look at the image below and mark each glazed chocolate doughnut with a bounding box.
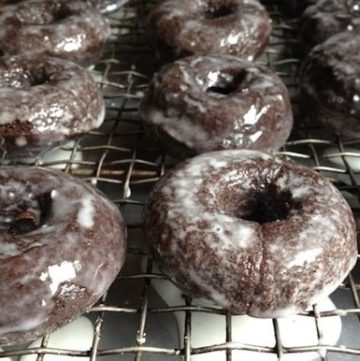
[299,0,360,52]
[0,0,110,66]
[139,55,293,158]
[144,150,357,317]
[299,33,360,137]
[0,0,127,13]
[147,0,272,61]
[0,167,127,345]
[0,55,105,159]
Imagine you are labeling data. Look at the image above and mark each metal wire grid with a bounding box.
[2,0,360,360]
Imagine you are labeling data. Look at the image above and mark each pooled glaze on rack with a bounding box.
[144,150,357,317]
[0,0,110,66]
[0,55,105,158]
[300,32,360,137]
[299,0,360,52]
[147,0,271,61]
[139,55,293,158]
[0,167,127,346]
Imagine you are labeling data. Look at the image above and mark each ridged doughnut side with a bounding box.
[0,0,110,66]
[0,167,127,345]
[139,55,293,158]
[144,150,357,317]
[299,33,360,138]
[0,55,105,158]
[299,0,360,53]
[147,0,271,61]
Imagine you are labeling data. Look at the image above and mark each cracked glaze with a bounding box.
[0,0,110,66]
[144,150,357,317]
[0,167,127,345]
[147,0,271,61]
[139,55,293,158]
[0,55,105,158]
[299,0,360,52]
[300,32,360,138]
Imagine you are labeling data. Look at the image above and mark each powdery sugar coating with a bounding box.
[144,150,357,317]
[0,55,105,158]
[299,33,360,138]
[0,0,110,66]
[0,167,127,346]
[147,0,271,61]
[139,55,293,158]
[299,0,360,52]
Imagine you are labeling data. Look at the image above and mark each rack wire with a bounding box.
[1,0,360,360]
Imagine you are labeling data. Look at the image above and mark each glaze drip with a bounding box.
[144,150,357,317]
[0,167,127,346]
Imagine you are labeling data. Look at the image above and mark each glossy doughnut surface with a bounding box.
[0,0,110,66]
[144,150,357,317]
[299,32,360,137]
[0,55,105,158]
[147,0,271,61]
[299,0,360,52]
[139,55,293,158]
[0,167,127,346]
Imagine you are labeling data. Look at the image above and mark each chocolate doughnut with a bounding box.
[0,167,127,345]
[139,55,293,158]
[0,0,110,66]
[0,55,105,159]
[144,150,357,317]
[299,0,360,52]
[147,0,272,61]
[299,32,360,138]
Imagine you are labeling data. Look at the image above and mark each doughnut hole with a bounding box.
[0,193,52,234]
[204,0,238,19]
[221,184,298,224]
[205,70,246,96]
[0,67,51,89]
[241,185,295,224]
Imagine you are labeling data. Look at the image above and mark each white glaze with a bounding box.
[140,55,292,155]
[41,261,78,295]
[77,196,95,229]
[0,0,110,66]
[150,0,271,59]
[146,261,342,361]
[0,167,126,344]
[145,149,357,316]
[0,53,105,159]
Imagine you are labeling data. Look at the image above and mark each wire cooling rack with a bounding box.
[2,0,360,360]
